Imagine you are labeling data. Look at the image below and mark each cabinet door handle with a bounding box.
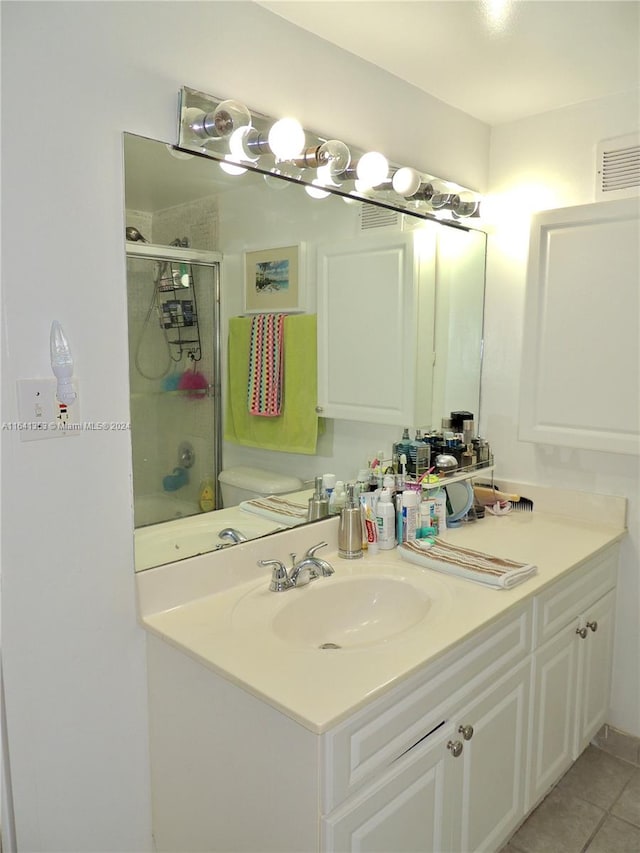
[458,724,474,741]
[576,626,588,639]
[315,406,324,413]
[447,740,463,758]
[587,620,598,633]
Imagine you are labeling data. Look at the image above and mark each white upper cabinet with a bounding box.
[519,198,640,455]
[316,229,436,426]
[316,225,485,427]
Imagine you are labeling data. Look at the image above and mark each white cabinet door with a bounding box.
[574,589,616,756]
[519,198,640,455]
[316,230,436,425]
[322,721,457,853]
[454,660,531,853]
[528,623,579,809]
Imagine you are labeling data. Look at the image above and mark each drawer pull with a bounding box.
[576,626,588,639]
[587,620,598,633]
[458,724,474,741]
[447,740,463,758]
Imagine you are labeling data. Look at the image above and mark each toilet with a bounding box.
[218,466,304,508]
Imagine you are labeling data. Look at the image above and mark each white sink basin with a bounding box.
[232,571,447,650]
[272,576,433,649]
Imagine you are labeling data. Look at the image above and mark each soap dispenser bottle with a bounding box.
[308,475,329,521]
[338,484,363,559]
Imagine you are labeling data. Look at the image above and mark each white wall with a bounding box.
[0,2,489,848]
[482,90,640,737]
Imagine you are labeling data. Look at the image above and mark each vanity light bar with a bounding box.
[176,87,481,220]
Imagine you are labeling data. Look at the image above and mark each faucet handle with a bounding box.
[258,559,292,592]
[305,542,334,577]
[305,541,328,558]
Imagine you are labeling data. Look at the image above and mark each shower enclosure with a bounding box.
[125,240,222,527]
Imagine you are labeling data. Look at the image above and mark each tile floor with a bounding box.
[502,726,640,853]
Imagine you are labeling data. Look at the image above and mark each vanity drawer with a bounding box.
[533,545,618,647]
[321,603,532,813]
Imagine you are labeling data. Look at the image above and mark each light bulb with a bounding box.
[263,169,291,190]
[392,167,422,197]
[267,118,305,160]
[317,140,351,175]
[452,192,480,217]
[277,161,304,181]
[356,152,389,188]
[229,126,261,161]
[305,179,330,199]
[431,192,459,210]
[50,321,76,405]
[316,165,342,187]
[219,157,247,176]
[165,145,194,161]
[184,101,250,141]
[209,99,251,139]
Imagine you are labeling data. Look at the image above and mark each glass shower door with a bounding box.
[125,245,221,528]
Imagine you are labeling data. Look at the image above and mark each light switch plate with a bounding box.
[15,378,80,441]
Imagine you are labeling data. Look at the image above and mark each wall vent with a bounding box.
[596,133,640,201]
[359,203,403,231]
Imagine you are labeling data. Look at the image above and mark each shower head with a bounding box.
[126,226,148,243]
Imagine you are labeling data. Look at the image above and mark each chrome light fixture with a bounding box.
[177,87,482,219]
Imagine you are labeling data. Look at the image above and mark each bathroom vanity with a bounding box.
[137,486,625,852]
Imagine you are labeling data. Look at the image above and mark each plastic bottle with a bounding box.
[419,491,437,538]
[408,429,423,475]
[376,489,396,550]
[329,480,346,515]
[395,428,412,466]
[383,473,396,498]
[432,487,447,535]
[322,473,336,497]
[401,490,418,543]
[199,476,215,512]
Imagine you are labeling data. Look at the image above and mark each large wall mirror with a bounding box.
[124,133,486,571]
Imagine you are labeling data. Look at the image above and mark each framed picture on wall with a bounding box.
[243,244,304,313]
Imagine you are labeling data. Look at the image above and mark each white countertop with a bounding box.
[138,486,626,734]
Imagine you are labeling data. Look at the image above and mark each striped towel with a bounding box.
[239,494,308,526]
[248,313,285,416]
[399,538,537,589]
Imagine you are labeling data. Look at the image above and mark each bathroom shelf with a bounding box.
[157,275,202,362]
[421,462,495,491]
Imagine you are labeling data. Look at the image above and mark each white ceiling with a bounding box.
[258,0,640,125]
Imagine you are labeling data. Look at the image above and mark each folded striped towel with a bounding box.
[399,538,537,589]
[239,494,308,526]
[248,313,285,416]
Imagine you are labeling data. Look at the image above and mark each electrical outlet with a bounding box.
[15,378,80,442]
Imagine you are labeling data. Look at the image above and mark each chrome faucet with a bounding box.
[258,541,334,592]
[218,527,248,545]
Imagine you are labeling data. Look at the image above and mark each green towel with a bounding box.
[225,314,322,454]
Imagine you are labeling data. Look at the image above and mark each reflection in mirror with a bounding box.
[124,133,486,571]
